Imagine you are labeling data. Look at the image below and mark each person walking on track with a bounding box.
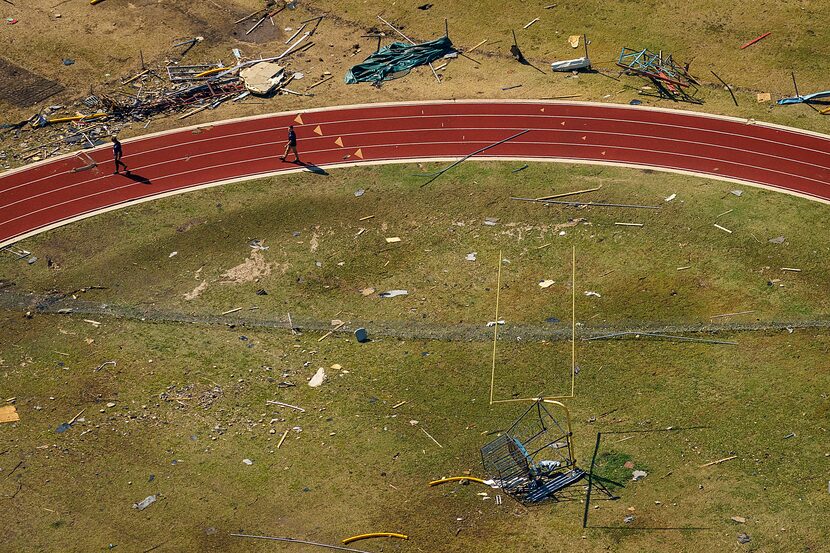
[280,125,301,163]
[112,136,128,175]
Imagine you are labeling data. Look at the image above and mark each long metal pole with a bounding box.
[230,534,372,553]
[571,245,576,398]
[489,250,502,405]
[421,129,530,187]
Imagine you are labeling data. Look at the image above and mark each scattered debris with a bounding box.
[664,193,676,202]
[783,432,796,439]
[94,360,116,372]
[240,62,285,95]
[700,455,737,467]
[466,252,477,261]
[523,18,540,30]
[731,516,747,524]
[318,321,346,342]
[354,327,369,343]
[740,32,771,50]
[757,92,771,103]
[632,470,648,481]
[510,30,545,74]
[308,368,327,388]
[0,405,19,424]
[231,533,374,553]
[585,331,737,345]
[222,307,243,316]
[266,400,305,413]
[711,310,754,319]
[584,291,601,298]
[277,429,290,449]
[623,515,635,524]
[781,267,801,272]
[133,495,157,511]
[552,34,591,72]
[768,236,786,244]
[714,223,733,234]
[538,279,555,289]
[422,129,530,187]
[242,458,253,465]
[385,237,401,243]
[737,533,751,544]
[486,320,505,327]
[467,39,487,53]
[731,189,744,196]
[354,188,365,197]
[56,408,85,433]
[420,427,443,448]
[379,289,408,298]
[617,47,701,103]
[710,70,739,106]
[342,533,409,545]
[614,222,643,227]
[345,23,455,85]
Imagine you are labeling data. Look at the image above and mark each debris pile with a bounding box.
[617,47,701,104]
[0,15,324,168]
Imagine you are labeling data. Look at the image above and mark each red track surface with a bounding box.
[2,100,830,248]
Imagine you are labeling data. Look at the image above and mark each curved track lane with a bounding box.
[2,100,829,248]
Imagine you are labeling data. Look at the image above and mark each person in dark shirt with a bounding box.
[112,136,128,174]
[280,125,301,163]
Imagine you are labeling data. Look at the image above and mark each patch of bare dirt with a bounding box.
[220,250,274,283]
[183,280,209,300]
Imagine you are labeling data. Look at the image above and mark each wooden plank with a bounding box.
[0,405,20,424]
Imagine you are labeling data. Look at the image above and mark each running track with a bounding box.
[2,100,830,248]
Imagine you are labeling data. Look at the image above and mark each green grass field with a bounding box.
[2,162,829,552]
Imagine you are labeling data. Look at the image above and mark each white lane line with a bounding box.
[4,119,828,210]
[5,110,829,196]
[4,153,829,250]
[3,136,826,230]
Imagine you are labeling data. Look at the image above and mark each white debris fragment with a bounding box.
[632,470,648,481]
[538,279,555,289]
[466,252,477,261]
[665,193,676,202]
[308,368,327,388]
[486,320,505,327]
[133,495,157,511]
[242,458,253,465]
[379,290,408,298]
[584,291,601,298]
[169,251,178,258]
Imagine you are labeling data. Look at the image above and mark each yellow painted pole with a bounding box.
[428,476,487,486]
[489,250,502,405]
[46,113,108,124]
[193,67,229,78]
[342,533,408,545]
[543,399,576,465]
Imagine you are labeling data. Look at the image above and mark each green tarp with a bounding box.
[345,36,456,84]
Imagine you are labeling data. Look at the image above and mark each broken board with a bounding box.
[0,405,20,424]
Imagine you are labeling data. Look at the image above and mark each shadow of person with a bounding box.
[299,161,329,176]
[123,172,152,184]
